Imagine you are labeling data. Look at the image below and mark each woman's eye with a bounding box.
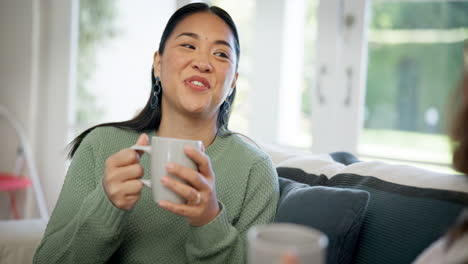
[214,52,229,59]
[181,44,195,49]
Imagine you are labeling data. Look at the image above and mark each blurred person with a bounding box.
[412,47,468,264]
[33,3,279,263]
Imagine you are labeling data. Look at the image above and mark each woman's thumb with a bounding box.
[134,133,149,160]
[136,133,149,146]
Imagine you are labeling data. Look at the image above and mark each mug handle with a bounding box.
[130,145,152,188]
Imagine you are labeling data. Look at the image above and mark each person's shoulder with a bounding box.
[226,134,278,182]
[225,133,271,164]
[85,126,138,141]
[82,126,142,154]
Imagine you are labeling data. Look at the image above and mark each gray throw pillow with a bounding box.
[275,177,370,264]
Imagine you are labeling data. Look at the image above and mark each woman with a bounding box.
[412,66,468,264]
[33,3,279,263]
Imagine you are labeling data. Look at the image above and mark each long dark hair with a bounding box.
[451,71,468,174]
[445,41,468,249]
[68,3,240,158]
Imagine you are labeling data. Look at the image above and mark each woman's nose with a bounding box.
[192,53,213,73]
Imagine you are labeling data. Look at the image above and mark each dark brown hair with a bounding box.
[67,3,240,158]
[446,41,468,249]
[450,70,468,174]
[446,210,468,248]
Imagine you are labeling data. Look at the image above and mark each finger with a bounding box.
[123,179,144,196]
[183,146,213,180]
[134,133,149,159]
[125,195,140,204]
[165,163,209,191]
[281,252,299,264]
[113,163,145,181]
[106,148,141,168]
[159,200,198,217]
[161,175,201,203]
[121,196,140,210]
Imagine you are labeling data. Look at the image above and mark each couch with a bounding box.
[264,144,468,264]
[2,145,468,264]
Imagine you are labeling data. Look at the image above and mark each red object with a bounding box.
[0,172,32,219]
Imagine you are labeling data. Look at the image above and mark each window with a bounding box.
[73,0,467,173]
[210,0,255,135]
[300,0,319,149]
[359,0,468,172]
[72,0,175,139]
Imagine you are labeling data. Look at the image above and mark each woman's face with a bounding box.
[153,12,238,121]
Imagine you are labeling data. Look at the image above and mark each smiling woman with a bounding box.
[33,3,279,264]
[153,12,238,122]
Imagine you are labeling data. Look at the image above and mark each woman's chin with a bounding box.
[183,104,210,115]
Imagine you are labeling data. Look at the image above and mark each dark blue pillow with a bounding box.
[277,167,468,264]
[330,151,360,165]
[275,177,370,264]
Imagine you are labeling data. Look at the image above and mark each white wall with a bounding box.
[249,0,286,143]
[0,0,78,217]
[0,0,35,142]
[0,0,37,219]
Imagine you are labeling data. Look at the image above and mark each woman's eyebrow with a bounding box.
[175,32,233,51]
[214,40,233,51]
[176,32,199,39]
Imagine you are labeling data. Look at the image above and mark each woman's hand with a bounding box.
[281,252,299,264]
[158,145,220,227]
[103,134,149,210]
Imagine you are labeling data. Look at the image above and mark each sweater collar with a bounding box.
[206,134,230,158]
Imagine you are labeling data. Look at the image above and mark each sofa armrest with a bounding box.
[0,219,47,264]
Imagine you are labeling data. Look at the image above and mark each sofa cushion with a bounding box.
[277,156,344,177]
[275,177,370,264]
[329,151,361,165]
[277,167,468,264]
[0,219,47,264]
[337,160,468,193]
[258,142,334,166]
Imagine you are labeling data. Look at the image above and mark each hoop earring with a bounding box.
[151,77,162,109]
[223,100,231,115]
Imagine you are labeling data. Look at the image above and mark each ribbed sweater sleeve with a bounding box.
[33,131,128,263]
[185,157,279,263]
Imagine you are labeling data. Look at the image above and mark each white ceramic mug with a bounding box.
[247,223,328,264]
[131,136,202,204]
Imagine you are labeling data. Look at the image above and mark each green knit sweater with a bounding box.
[33,127,279,264]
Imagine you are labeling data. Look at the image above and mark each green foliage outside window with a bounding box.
[366,2,468,134]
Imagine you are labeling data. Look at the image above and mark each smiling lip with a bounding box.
[184,76,210,91]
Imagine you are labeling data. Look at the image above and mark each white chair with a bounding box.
[0,105,48,264]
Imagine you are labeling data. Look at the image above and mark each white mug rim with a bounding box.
[152,136,202,144]
[248,223,329,252]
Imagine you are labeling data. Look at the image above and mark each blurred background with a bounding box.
[1,0,468,220]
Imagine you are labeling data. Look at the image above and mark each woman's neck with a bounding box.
[156,108,218,148]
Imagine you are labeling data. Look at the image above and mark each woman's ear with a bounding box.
[226,72,238,97]
[229,72,239,96]
[153,51,162,77]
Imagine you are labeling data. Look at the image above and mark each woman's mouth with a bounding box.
[184,76,210,91]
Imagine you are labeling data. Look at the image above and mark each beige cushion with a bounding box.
[262,145,468,193]
[334,161,468,193]
[0,219,47,264]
